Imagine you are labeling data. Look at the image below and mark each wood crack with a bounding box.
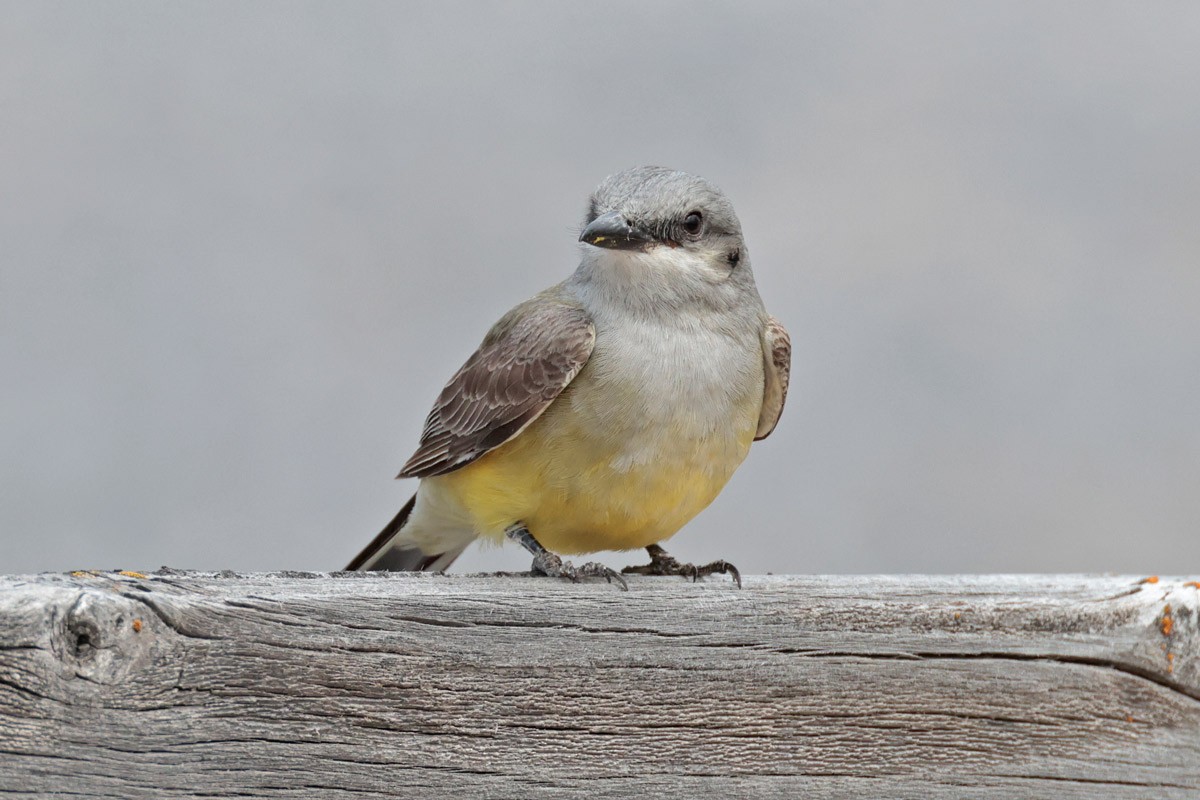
[777,650,1200,704]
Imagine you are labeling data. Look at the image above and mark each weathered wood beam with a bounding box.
[0,571,1197,798]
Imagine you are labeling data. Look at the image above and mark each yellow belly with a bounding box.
[431,396,757,554]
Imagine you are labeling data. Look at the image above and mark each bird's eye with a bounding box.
[682,211,703,236]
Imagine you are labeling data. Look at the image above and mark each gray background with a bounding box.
[3,2,1198,576]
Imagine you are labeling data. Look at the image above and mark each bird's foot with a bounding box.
[530,550,628,590]
[621,544,742,588]
[506,524,627,591]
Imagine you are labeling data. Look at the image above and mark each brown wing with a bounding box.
[755,315,791,441]
[398,291,595,478]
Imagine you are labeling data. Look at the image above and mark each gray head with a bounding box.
[574,167,759,313]
[580,166,745,268]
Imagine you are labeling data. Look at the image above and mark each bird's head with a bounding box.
[575,167,758,313]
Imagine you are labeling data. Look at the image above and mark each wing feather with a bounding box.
[755,315,791,440]
[398,291,595,479]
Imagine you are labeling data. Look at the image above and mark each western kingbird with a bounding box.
[347,166,790,587]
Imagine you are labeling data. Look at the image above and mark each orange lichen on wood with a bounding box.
[1167,652,1175,674]
[1185,581,1200,590]
[132,619,143,633]
[118,570,148,579]
[1139,576,1160,585]
[1161,605,1174,637]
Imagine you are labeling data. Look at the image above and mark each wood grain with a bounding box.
[0,571,1197,798]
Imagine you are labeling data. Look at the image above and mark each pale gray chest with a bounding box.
[567,312,764,443]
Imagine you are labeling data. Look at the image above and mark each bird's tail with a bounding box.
[345,494,466,572]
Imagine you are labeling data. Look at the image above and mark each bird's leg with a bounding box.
[505,524,628,591]
[621,544,742,588]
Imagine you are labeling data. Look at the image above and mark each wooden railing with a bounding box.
[1,571,1197,798]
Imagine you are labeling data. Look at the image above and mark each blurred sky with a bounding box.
[2,2,1198,576]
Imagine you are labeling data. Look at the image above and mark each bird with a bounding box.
[346,166,790,588]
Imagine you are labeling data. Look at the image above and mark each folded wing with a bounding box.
[755,315,791,441]
[399,290,596,478]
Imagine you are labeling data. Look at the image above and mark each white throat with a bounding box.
[568,245,745,320]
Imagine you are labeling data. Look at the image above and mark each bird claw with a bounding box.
[577,561,629,591]
[693,559,742,589]
[530,551,628,591]
[621,545,742,588]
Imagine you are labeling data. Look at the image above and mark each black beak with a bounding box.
[579,210,655,251]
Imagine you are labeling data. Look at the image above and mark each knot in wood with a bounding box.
[56,589,151,687]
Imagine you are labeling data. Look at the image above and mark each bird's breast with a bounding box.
[566,315,763,456]
[436,314,765,553]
